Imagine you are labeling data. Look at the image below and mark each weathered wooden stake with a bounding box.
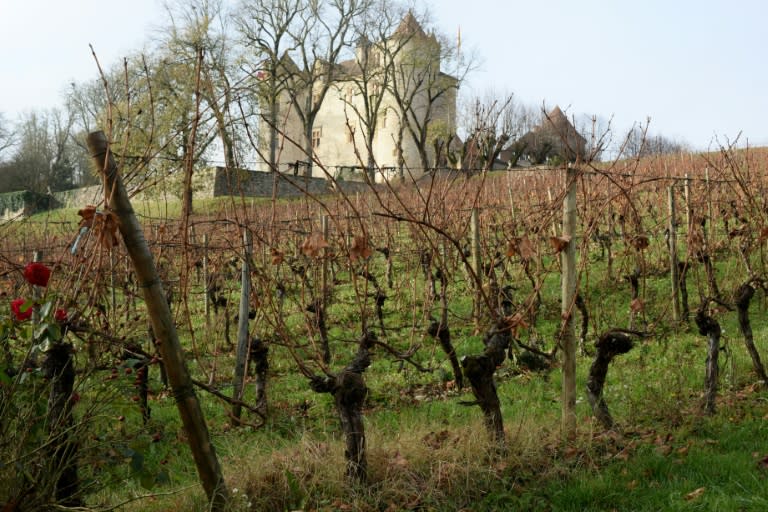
[321,214,329,302]
[668,186,681,322]
[561,166,578,437]
[86,131,228,510]
[470,208,482,329]
[203,233,210,325]
[233,228,253,423]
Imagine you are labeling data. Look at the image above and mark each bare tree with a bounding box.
[622,122,690,159]
[0,112,16,159]
[335,0,406,181]
[0,109,82,194]
[283,0,371,177]
[456,90,537,170]
[384,8,471,175]
[236,0,307,172]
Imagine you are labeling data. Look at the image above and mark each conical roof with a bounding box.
[393,10,428,38]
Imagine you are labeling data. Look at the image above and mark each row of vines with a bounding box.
[2,143,768,508]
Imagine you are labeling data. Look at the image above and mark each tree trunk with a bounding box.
[461,321,510,446]
[249,336,269,417]
[308,298,331,364]
[575,294,589,355]
[87,131,228,510]
[309,333,373,483]
[43,342,80,507]
[428,320,463,389]
[586,331,634,429]
[734,283,768,385]
[233,229,252,424]
[695,308,720,415]
[701,254,722,301]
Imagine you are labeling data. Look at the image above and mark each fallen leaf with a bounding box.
[630,298,644,313]
[301,233,329,258]
[684,487,706,501]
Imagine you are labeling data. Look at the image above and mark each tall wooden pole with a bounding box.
[470,208,482,330]
[668,186,681,323]
[233,228,252,422]
[321,214,329,304]
[561,167,578,437]
[203,233,210,325]
[86,131,228,510]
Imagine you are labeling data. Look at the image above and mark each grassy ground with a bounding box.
[10,194,768,511]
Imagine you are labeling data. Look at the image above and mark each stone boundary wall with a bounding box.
[53,185,104,209]
[208,167,370,198]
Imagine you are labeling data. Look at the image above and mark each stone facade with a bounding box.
[259,12,457,182]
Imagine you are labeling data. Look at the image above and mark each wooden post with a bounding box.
[110,250,117,329]
[233,228,252,423]
[548,187,558,236]
[203,233,210,325]
[321,214,329,303]
[668,186,681,323]
[86,131,228,510]
[705,167,713,247]
[470,208,482,329]
[32,250,43,325]
[684,173,693,234]
[561,167,578,437]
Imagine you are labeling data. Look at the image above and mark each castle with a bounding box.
[257,12,458,183]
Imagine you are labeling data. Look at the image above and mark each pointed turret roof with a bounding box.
[393,10,428,38]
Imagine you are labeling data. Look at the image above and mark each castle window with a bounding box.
[312,128,322,148]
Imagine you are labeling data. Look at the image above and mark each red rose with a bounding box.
[11,298,33,322]
[54,309,68,323]
[23,262,51,287]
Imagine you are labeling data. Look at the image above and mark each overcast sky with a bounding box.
[1,0,766,151]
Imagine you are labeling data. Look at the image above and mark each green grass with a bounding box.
[7,188,768,511]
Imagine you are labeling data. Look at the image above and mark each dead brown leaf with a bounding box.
[684,487,706,501]
[349,235,373,262]
[549,235,571,254]
[301,232,329,258]
[630,298,644,313]
[78,205,120,249]
[270,248,284,265]
[506,236,536,261]
[629,235,649,251]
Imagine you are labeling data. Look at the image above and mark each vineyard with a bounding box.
[3,142,768,511]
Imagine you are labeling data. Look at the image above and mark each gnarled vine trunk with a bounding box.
[586,331,634,429]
